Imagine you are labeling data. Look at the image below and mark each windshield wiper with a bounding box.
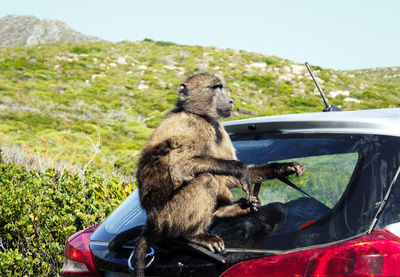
[368,165,400,233]
[277,177,314,200]
[277,177,329,209]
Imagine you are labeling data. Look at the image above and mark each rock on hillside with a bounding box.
[0,15,103,48]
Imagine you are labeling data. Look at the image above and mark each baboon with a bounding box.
[109,73,305,277]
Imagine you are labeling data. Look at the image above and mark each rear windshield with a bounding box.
[231,138,359,209]
[92,134,400,251]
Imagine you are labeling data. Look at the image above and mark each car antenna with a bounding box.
[305,62,341,112]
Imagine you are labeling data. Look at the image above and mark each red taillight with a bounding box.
[220,230,400,277]
[307,233,400,277]
[61,225,100,277]
[220,248,312,277]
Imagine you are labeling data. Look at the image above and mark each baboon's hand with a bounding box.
[288,162,306,177]
[278,162,306,177]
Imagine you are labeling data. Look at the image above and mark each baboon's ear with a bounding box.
[178,83,189,101]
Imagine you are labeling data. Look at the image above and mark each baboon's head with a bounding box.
[177,73,234,120]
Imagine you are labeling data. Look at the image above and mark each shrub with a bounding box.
[264,57,277,65]
[244,75,275,88]
[155,41,177,47]
[0,58,48,71]
[0,161,135,276]
[70,46,102,54]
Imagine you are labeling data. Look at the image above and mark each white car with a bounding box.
[62,108,400,277]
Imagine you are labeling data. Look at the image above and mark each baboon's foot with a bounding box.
[187,233,225,253]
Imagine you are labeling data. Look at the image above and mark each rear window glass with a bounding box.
[91,189,146,241]
[241,152,358,209]
[230,137,359,210]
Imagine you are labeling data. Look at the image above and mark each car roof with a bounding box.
[223,108,400,137]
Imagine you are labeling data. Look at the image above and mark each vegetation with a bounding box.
[0,149,134,276]
[0,39,399,276]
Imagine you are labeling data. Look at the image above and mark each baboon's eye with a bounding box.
[211,84,223,90]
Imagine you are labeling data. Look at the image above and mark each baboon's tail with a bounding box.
[133,232,152,277]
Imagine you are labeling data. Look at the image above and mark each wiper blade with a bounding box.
[368,165,400,233]
[278,177,315,200]
[278,177,329,210]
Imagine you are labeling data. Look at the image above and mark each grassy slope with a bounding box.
[0,39,399,177]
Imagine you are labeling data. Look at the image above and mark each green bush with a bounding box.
[244,75,275,88]
[70,46,102,54]
[154,41,177,47]
[0,58,48,71]
[0,161,135,276]
[264,57,277,65]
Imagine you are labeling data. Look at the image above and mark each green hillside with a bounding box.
[0,40,399,177]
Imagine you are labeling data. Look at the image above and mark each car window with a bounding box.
[250,152,358,208]
[230,137,359,210]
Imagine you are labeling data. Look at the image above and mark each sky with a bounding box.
[1,0,399,70]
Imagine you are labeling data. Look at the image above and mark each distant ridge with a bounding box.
[0,14,103,48]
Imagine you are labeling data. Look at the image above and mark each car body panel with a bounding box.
[223,108,400,137]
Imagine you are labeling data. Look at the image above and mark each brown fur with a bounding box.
[136,74,253,246]
[112,73,305,277]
